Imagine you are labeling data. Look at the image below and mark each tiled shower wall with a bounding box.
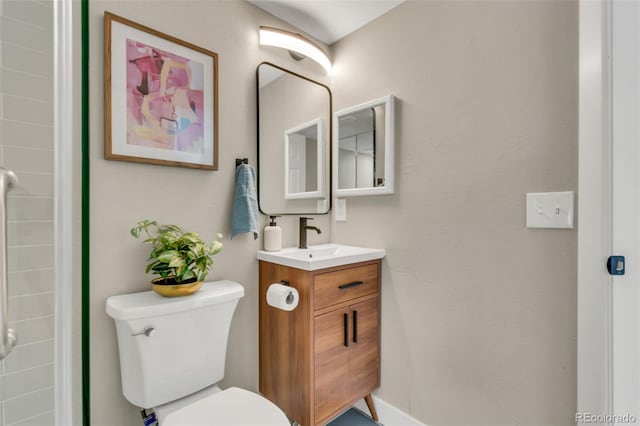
[0,1,55,425]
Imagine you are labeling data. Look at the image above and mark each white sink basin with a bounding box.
[256,243,385,271]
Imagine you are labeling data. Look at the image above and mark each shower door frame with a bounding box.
[53,0,78,424]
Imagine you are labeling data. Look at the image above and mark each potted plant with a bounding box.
[130,219,223,297]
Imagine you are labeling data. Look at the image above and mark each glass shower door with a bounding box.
[0,1,57,425]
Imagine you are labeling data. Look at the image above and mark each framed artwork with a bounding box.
[104,12,218,170]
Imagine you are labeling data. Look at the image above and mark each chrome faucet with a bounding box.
[299,217,321,249]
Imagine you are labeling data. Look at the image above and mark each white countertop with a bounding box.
[256,243,385,271]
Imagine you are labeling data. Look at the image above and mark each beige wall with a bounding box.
[330,1,578,425]
[88,2,328,425]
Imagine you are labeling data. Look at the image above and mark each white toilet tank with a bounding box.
[106,280,244,409]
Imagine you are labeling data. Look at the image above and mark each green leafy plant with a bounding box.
[130,220,223,284]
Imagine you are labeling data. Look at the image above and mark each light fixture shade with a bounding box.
[259,26,332,73]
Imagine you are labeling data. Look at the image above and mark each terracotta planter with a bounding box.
[151,277,202,297]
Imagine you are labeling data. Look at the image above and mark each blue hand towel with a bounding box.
[231,163,259,240]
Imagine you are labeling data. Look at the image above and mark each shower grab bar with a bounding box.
[0,168,17,360]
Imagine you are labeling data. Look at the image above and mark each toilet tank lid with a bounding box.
[106,280,244,321]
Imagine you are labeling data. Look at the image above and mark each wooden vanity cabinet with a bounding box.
[259,260,381,426]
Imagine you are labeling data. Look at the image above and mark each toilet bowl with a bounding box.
[106,280,289,426]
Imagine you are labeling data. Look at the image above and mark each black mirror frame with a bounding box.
[256,61,333,216]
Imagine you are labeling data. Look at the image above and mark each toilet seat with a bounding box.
[162,387,289,426]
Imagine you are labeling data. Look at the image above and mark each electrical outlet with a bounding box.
[335,199,347,221]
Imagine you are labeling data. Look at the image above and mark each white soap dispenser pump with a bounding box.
[264,216,282,252]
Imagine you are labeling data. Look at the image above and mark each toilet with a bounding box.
[106,280,290,426]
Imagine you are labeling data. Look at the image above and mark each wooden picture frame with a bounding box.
[104,12,218,170]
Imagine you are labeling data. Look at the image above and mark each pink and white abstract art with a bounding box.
[126,38,205,153]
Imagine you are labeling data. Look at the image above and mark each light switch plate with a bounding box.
[526,191,574,229]
[335,199,347,222]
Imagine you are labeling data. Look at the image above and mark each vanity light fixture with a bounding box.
[259,26,332,74]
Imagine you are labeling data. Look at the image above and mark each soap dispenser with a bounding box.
[264,216,282,252]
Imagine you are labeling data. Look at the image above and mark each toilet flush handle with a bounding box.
[132,327,155,337]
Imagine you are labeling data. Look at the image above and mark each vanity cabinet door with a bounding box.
[314,307,351,422]
[314,296,379,424]
[348,297,380,398]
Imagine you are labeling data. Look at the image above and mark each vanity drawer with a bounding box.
[314,263,379,310]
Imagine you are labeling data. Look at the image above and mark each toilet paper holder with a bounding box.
[266,280,299,311]
[280,280,294,304]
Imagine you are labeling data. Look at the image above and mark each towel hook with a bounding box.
[236,158,248,168]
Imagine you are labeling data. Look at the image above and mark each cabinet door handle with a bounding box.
[339,281,364,290]
[353,310,358,343]
[344,313,349,347]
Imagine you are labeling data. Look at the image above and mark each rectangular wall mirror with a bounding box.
[257,62,332,214]
[334,95,395,197]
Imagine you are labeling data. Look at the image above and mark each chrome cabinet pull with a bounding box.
[0,168,17,359]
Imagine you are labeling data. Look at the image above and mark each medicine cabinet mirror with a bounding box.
[257,62,332,214]
[334,95,395,197]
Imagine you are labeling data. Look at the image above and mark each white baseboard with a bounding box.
[353,396,427,426]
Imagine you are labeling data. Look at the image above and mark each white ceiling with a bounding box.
[249,0,405,45]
